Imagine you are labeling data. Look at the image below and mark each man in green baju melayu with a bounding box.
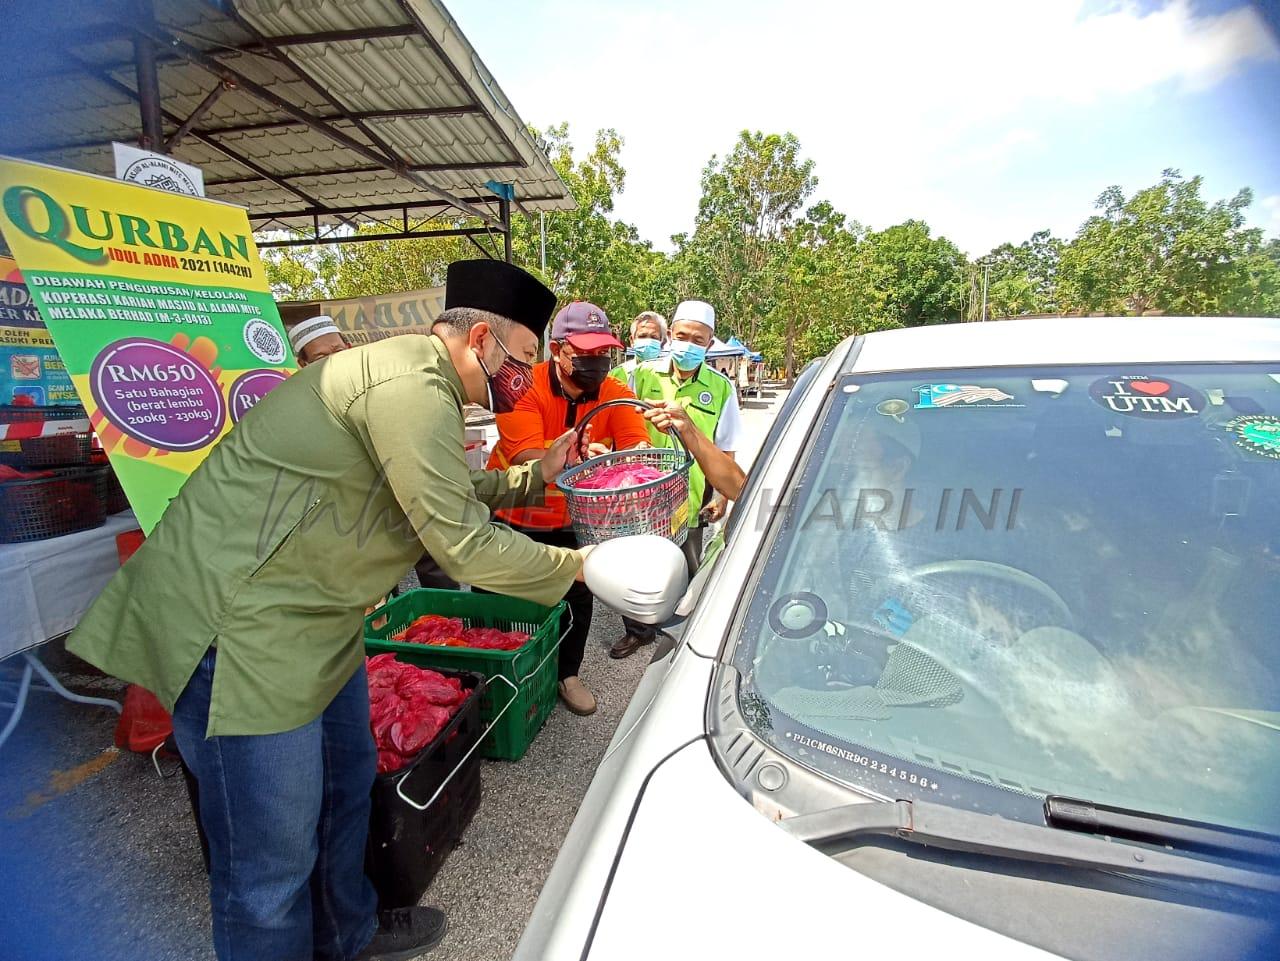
[69,260,585,961]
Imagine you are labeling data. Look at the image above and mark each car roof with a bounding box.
[847,316,1280,373]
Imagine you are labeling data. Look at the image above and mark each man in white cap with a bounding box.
[614,299,742,659]
[287,314,349,366]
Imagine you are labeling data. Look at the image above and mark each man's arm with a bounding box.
[348,375,582,603]
[644,403,746,500]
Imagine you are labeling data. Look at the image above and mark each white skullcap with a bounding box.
[672,300,715,333]
[288,315,341,354]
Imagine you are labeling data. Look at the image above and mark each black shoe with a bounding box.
[355,906,447,961]
[609,633,654,659]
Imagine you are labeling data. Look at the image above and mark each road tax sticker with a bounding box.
[1089,375,1202,418]
[914,383,1020,409]
[1224,415,1280,460]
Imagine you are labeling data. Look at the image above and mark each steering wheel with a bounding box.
[903,559,1074,629]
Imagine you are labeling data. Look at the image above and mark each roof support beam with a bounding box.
[207,159,524,188]
[165,82,228,150]
[132,2,165,152]
[244,197,499,223]
[135,20,500,226]
[254,24,421,47]
[191,104,486,137]
[258,226,493,249]
[19,108,508,159]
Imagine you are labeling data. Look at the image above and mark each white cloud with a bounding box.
[457,1,1280,254]
[1262,194,1280,233]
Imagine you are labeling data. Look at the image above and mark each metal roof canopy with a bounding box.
[2,0,574,257]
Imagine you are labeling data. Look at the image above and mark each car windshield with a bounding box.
[733,364,1280,834]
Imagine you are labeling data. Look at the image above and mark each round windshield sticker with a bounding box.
[876,399,909,422]
[1089,375,1202,418]
[229,369,288,423]
[698,390,713,406]
[1224,415,1280,460]
[243,319,287,365]
[89,338,226,451]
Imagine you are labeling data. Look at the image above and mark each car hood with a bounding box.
[586,738,1061,960]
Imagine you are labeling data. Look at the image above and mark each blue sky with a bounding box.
[452,0,1280,256]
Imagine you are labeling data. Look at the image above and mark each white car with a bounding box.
[518,317,1280,961]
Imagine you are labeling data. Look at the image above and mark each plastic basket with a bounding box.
[0,432,91,470]
[0,404,87,426]
[365,590,566,761]
[555,398,693,546]
[89,464,130,514]
[0,467,105,543]
[366,664,486,908]
[0,405,92,470]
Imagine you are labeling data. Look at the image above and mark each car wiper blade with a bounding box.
[781,798,1280,895]
[1045,796,1280,866]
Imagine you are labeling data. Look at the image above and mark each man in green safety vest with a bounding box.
[611,299,742,659]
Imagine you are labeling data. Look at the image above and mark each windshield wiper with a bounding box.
[781,798,1280,895]
[1045,796,1280,867]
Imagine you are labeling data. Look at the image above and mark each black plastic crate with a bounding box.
[0,467,104,543]
[366,667,486,909]
[172,666,486,910]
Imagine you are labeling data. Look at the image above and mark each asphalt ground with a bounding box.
[0,385,784,961]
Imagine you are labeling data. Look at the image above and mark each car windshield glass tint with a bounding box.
[733,365,1280,833]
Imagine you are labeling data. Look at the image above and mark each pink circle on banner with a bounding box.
[89,338,226,451]
[229,369,288,423]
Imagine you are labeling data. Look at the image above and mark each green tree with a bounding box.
[1057,170,1275,315]
[972,229,1064,319]
[674,131,818,343]
[856,220,967,326]
[262,242,341,300]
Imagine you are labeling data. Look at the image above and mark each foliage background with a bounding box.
[264,126,1280,382]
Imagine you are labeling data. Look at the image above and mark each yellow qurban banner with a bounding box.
[0,156,296,532]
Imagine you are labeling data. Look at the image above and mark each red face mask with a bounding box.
[477,332,534,413]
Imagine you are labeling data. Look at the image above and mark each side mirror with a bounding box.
[584,535,689,625]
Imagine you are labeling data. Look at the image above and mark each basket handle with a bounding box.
[393,607,573,812]
[572,397,691,468]
[395,675,517,812]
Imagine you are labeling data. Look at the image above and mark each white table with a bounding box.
[0,511,139,746]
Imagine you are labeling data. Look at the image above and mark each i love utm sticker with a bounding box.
[1224,415,1280,460]
[1089,375,1203,419]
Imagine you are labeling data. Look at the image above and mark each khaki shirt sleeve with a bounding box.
[347,374,580,606]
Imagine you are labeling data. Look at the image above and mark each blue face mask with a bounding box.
[668,340,707,371]
[632,338,662,361]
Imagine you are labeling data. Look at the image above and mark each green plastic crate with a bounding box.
[365,589,565,761]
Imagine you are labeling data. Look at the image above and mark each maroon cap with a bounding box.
[551,301,622,351]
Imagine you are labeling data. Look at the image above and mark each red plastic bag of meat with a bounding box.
[366,655,471,774]
[398,614,465,644]
[574,463,667,491]
[461,627,530,651]
[395,670,465,707]
[388,704,454,755]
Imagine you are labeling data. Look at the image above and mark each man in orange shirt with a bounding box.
[488,302,650,715]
